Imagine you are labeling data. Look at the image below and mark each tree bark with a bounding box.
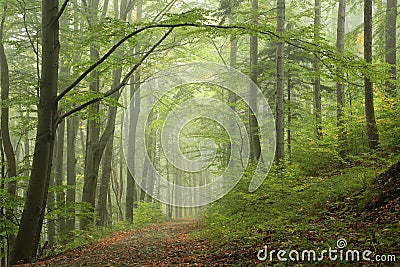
[125,0,142,223]
[97,134,114,226]
[80,60,101,230]
[313,0,322,139]
[66,116,78,232]
[275,0,285,161]
[80,0,102,230]
[364,0,379,150]
[55,119,65,232]
[336,0,346,157]
[47,167,55,246]
[125,78,140,221]
[249,0,261,162]
[385,0,397,96]
[11,0,59,263]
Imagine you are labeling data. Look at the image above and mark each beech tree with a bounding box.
[275,0,285,161]
[249,0,261,161]
[313,0,322,139]
[364,0,379,150]
[385,0,397,96]
[11,0,60,262]
[336,0,346,157]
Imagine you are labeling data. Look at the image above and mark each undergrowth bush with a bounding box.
[200,164,376,247]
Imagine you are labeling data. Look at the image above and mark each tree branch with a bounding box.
[55,0,70,22]
[59,28,174,121]
[57,24,178,102]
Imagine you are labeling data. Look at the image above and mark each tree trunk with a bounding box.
[249,0,261,162]
[55,119,66,233]
[24,111,31,177]
[66,116,78,232]
[11,0,59,263]
[97,135,114,226]
[139,109,155,202]
[336,0,346,157]
[385,0,397,96]
[111,162,123,220]
[313,0,322,139]
[107,184,113,224]
[125,78,140,221]
[80,96,101,230]
[139,156,149,201]
[80,0,102,230]
[47,169,55,246]
[364,0,379,150]
[275,0,285,161]
[145,122,157,203]
[0,133,6,267]
[125,1,142,223]
[66,6,80,233]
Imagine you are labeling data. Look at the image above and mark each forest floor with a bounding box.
[26,218,239,267]
[15,163,399,267]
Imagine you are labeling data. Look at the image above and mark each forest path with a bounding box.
[30,218,230,266]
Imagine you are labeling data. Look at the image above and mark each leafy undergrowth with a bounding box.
[199,162,399,266]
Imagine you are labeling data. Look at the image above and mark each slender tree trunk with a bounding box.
[107,184,113,224]
[275,0,285,161]
[79,124,86,156]
[97,136,114,226]
[225,15,239,167]
[336,0,346,157]
[111,164,123,220]
[66,6,79,233]
[125,1,142,223]
[47,169,55,246]
[66,116,77,232]
[313,0,322,139]
[125,78,141,221]
[24,111,31,177]
[249,0,261,162]
[146,122,157,203]
[80,0,102,230]
[385,0,397,96]
[140,109,155,202]
[364,0,379,150]
[55,119,65,233]
[140,156,149,201]
[0,133,6,266]
[80,0,101,230]
[80,55,101,228]
[11,0,59,263]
